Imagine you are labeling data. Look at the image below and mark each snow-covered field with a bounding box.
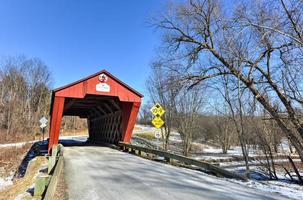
[133,125,298,163]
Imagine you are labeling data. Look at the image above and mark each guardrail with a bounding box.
[34,144,64,199]
[118,142,247,181]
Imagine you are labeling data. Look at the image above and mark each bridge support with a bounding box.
[121,102,141,142]
[48,96,65,152]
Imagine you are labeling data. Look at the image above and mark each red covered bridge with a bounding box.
[48,70,143,152]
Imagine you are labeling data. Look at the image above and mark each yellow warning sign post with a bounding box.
[150,103,165,118]
[150,103,165,150]
[150,103,165,129]
[151,117,165,129]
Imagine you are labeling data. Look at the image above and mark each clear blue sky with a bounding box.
[0,0,168,100]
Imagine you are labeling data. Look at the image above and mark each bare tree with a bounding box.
[256,116,279,180]
[154,0,303,161]
[175,86,204,156]
[146,61,180,150]
[138,102,153,125]
[0,56,52,142]
[217,75,251,170]
[61,116,87,134]
[213,115,233,154]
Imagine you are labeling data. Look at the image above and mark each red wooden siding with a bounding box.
[48,70,143,152]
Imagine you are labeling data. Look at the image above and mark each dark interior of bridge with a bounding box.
[62,95,123,143]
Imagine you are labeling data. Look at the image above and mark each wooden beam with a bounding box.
[63,99,76,112]
[97,103,111,114]
[102,101,113,113]
[95,105,107,115]
[109,99,120,110]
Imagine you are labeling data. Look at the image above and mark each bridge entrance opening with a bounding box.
[48,70,143,152]
[64,95,122,143]
[60,116,88,138]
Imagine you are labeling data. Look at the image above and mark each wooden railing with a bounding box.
[34,144,64,199]
[118,142,247,181]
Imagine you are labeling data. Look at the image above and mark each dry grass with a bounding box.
[0,144,32,177]
[0,129,36,144]
[0,156,48,200]
[133,126,143,131]
[60,129,88,136]
[135,132,157,140]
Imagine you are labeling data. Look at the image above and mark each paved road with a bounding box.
[64,146,286,200]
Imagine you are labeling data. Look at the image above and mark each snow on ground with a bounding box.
[200,146,223,154]
[228,146,258,156]
[193,155,233,161]
[59,135,88,141]
[133,125,183,141]
[202,145,260,156]
[0,175,13,191]
[169,131,182,141]
[0,135,88,149]
[279,139,293,154]
[133,125,158,133]
[155,158,302,200]
[233,179,303,200]
[221,159,302,168]
[0,140,37,148]
[194,146,303,200]
[134,124,303,199]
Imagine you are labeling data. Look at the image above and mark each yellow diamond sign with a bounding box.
[150,103,165,117]
[151,117,165,128]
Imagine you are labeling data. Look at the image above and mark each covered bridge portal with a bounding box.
[48,70,143,152]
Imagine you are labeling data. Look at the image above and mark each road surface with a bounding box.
[63,146,286,200]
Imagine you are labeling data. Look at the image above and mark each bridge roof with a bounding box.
[50,69,143,115]
[53,69,143,97]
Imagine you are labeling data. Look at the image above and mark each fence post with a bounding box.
[34,174,50,197]
[52,144,59,157]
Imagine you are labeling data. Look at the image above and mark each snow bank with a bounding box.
[0,175,13,191]
[234,180,303,200]
[0,140,37,148]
